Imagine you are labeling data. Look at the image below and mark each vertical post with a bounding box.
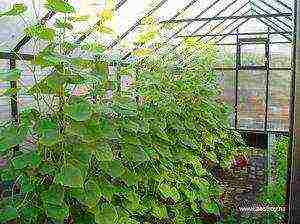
[265,28,270,132]
[9,58,18,123]
[288,0,300,222]
[235,29,240,129]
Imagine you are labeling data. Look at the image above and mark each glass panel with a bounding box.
[252,0,292,14]
[154,0,189,21]
[0,59,10,122]
[216,45,236,67]
[218,70,235,127]
[270,43,291,68]
[113,0,155,36]
[241,44,266,66]
[17,60,54,114]
[0,0,47,52]
[238,70,266,130]
[268,70,291,131]
[238,19,267,33]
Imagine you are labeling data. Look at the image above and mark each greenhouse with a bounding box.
[0,0,299,223]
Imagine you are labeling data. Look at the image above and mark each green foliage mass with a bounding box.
[0,1,244,223]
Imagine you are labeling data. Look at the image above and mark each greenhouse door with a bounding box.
[236,37,270,132]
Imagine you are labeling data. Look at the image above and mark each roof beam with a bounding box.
[149,0,223,53]
[251,8,292,41]
[274,0,293,11]
[168,0,243,51]
[188,0,242,36]
[0,52,34,60]
[215,18,251,43]
[251,0,292,29]
[252,0,292,20]
[194,1,249,40]
[160,13,292,24]
[178,31,292,38]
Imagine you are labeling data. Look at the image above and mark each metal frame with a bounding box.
[160,13,292,24]
[288,0,300,222]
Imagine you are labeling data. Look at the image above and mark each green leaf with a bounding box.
[1,87,20,97]
[0,125,24,152]
[152,203,168,219]
[73,145,93,165]
[82,180,101,208]
[123,144,147,162]
[95,143,113,161]
[65,99,93,121]
[60,164,84,188]
[81,43,105,54]
[37,119,60,146]
[41,184,64,206]
[0,207,17,223]
[0,3,27,17]
[159,184,180,202]
[0,68,21,81]
[118,216,139,224]
[95,205,118,224]
[46,0,75,13]
[46,205,69,221]
[25,24,55,42]
[102,161,124,178]
[202,200,220,215]
[12,151,41,169]
[21,207,39,220]
[68,15,90,22]
[20,176,34,193]
[54,19,73,30]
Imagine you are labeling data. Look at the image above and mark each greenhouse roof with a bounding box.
[0,0,294,60]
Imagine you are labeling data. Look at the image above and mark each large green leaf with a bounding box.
[37,119,60,146]
[95,205,118,224]
[12,151,41,169]
[159,183,180,202]
[80,180,102,208]
[0,68,21,81]
[41,184,64,206]
[101,161,124,178]
[202,200,220,215]
[46,0,75,13]
[60,164,84,187]
[20,176,34,193]
[46,205,69,222]
[123,144,147,162]
[152,203,168,219]
[0,125,24,152]
[21,207,39,221]
[0,207,17,223]
[95,143,113,162]
[65,99,93,121]
[81,43,105,54]
[25,24,55,42]
[54,19,73,30]
[0,3,27,17]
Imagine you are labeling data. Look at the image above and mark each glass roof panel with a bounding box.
[153,0,190,21]
[0,0,47,52]
[112,0,157,36]
[0,0,295,58]
[251,0,292,14]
